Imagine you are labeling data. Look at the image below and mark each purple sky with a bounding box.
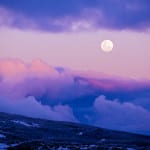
[0,0,150,79]
[0,0,150,135]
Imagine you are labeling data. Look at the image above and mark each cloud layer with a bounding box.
[0,0,150,31]
[0,58,150,135]
[0,96,77,122]
[93,95,150,135]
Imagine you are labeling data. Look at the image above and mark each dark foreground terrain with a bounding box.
[0,112,150,150]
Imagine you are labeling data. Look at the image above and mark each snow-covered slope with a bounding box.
[0,112,150,150]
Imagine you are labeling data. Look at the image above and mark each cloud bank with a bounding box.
[0,58,150,135]
[93,95,150,135]
[0,0,150,31]
[0,96,77,122]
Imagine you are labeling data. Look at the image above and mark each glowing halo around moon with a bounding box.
[101,40,114,52]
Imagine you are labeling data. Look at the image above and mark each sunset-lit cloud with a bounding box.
[0,27,150,79]
[0,59,150,135]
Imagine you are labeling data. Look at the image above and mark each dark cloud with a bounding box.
[0,0,150,31]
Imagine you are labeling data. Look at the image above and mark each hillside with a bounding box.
[0,112,150,150]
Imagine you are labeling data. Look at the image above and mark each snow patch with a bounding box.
[12,120,31,127]
[0,121,5,123]
[57,146,69,150]
[89,144,96,148]
[32,123,40,127]
[100,138,106,142]
[0,143,8,149]
[78,132,83,135]
[0,134,6,138]
[11,120,39,127]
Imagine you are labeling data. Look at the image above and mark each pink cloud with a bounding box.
[0,58,59,80]
[0,58,26,79]
[0,58,150,100]
[0,58,150,135]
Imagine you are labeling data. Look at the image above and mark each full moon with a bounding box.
[101,40,113,52]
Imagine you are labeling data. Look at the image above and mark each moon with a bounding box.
[101,40,113,52]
